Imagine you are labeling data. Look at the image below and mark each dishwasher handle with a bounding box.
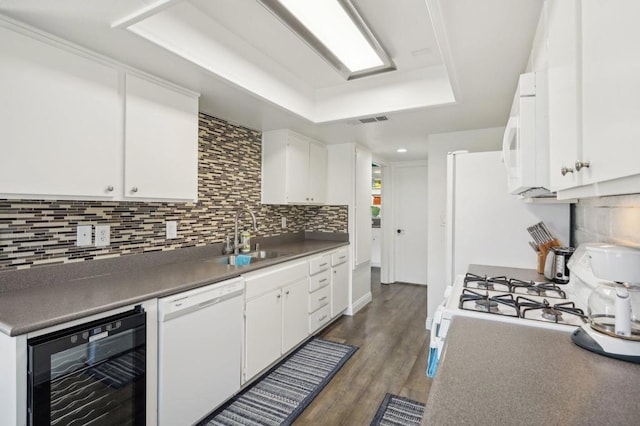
[159,279,244,322]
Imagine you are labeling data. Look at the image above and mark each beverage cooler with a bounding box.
[27,307,146,425]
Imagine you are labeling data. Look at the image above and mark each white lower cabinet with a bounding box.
[244,288,283,382]
[243,261,309,382]
[243,247,351,382]
[282,279,309,353]
[331,248,350,317]
[308,254,332,334]
[309,305,331,333]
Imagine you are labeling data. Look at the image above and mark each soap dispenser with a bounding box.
[240,230,251,253]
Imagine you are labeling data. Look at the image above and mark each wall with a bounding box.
[573,194,640,248]
[426,127,504,324]
[0,113,347,271]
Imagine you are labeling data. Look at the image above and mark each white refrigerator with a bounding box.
[444,150,570,285]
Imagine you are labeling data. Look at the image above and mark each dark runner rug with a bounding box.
[370,393,425,426]
[200,338,358,426]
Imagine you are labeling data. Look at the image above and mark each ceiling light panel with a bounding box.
[258,0,395,80]
[278,0,382,72]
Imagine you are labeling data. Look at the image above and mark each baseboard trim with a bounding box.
[345,292,372,316]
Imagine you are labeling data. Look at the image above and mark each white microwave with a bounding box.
[502,71,552,197]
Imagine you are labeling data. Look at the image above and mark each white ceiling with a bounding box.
[0,0,543,161]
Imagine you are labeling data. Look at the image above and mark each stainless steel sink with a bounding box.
[205,251,290,266]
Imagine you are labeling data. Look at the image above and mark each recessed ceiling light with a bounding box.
[397,148,407,153]
[258,0,395,80]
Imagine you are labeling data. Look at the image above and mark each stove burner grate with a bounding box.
[459,288,519,317]
[517,297,586,324]
[508,278,567,299]
[463,273,510,292]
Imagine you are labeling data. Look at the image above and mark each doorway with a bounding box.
[371,163,382,268]
[392,162,428,285]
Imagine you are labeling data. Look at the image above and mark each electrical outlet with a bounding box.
[76,225,92,247]
[166,221,177,239]
[281,217,287,229]
[95,225,110,247]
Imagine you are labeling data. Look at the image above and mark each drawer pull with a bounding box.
[319,296,327,302]
[319,278,328,283]
[319,262,328,267]
[339,256,346,259]
[319,315,327,322]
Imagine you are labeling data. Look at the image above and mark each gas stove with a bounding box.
[458,273,586,327]
[427,266,589,378]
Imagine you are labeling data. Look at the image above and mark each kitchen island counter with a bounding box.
[0,236,348,336]
[422,316,640,425]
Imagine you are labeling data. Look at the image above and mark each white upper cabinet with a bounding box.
[0,25,120,199]
[547,0,580,191]
[547,0,640,198]
[0,21,199,202]
[261,129,327,205]
[124,75,199,201]
[579,1,640,186]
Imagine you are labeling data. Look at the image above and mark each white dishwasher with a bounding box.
[158,277,244,426]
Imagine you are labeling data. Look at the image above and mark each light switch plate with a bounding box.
[95,224,110,247]
[166,221,177,239]
[76,225,92,247]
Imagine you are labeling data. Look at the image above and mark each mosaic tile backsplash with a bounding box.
[0,113,347,270]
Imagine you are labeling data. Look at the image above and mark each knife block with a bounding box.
[537,240,561,274]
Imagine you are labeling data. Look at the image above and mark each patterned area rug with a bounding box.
[370,393,425,426]
[201,338,358,426]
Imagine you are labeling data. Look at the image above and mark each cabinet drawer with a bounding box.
[309,305,331,334]
[309,269,331,292]
[308,285,331,314]
[244,261,307,300]
[309,254,331,275]
[331,248,349,267]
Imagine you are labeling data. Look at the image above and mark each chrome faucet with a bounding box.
[233,206,258,254]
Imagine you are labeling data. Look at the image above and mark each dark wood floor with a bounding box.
[294,268,432,425]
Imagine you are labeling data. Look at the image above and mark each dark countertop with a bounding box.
[423,317,640,425]
[0,238,348,336]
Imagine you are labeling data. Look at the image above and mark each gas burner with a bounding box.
[508,279,567,299]
[475,299,499,313]
[463,273,510,292]
[541,307,563,322]
[459,288,519,317]
[517,297,587,324]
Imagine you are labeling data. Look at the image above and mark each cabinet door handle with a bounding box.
[277,293,281,299]
[106,185,114,192]
[560,166,574,176]
[575,160,590,171]
[131,186,139,193]
[285,290,290,295]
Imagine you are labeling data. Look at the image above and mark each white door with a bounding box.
[393,164,428,284]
